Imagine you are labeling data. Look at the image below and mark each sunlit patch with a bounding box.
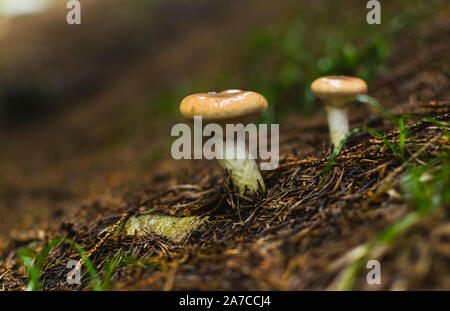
[0,0,52,18]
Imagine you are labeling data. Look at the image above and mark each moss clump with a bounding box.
[123,214,207,243]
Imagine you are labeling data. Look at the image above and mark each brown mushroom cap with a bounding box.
[311,76,367,103]
[180,89,268,124]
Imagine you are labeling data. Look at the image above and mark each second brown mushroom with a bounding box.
[311,76,368,147]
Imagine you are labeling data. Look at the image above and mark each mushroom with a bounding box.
[180,89,268,195]
[311,76,367,147]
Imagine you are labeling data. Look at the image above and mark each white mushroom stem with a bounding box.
[216,139,265,195]
[325,105,349,148]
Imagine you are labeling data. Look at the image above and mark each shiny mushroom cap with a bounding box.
[180,89,268,124]
[311,76,367,106]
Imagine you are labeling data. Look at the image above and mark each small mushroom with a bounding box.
[180,89,268,195]
[311,76,367,147]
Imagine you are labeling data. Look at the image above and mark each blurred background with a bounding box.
[0,0,448,237]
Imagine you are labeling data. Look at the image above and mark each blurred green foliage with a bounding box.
[146,0,443,124]
[244,0,441,123]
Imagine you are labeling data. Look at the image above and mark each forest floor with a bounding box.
[0,2,449,291]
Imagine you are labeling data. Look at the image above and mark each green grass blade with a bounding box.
[17,248,42,291]
[19,237,102,291]
[100,252,124,291]
[356,94,398,124]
